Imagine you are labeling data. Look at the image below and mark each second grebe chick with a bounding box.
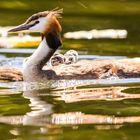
[64,50,78,64]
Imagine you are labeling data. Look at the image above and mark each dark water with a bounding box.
[0,0,140,140]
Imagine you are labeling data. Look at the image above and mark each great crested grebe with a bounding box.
[9,8,63,81]
[8,8,122,82]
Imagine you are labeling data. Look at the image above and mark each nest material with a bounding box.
[0,68,23,81]
[0,59,140,82]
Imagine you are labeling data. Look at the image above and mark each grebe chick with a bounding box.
[64,50,78,64]
[50,53,66,66]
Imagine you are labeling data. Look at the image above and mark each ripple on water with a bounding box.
[1,77,140,91]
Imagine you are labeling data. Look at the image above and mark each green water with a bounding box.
[0,0,140,140]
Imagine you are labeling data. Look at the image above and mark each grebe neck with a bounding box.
[23,31,62,82]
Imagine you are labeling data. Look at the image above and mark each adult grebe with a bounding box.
[9,8,63,82]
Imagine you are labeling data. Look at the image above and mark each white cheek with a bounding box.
[29,17,48,32]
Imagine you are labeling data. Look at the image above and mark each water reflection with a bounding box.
[52,112,140,125]
[23,90,53,126]
[53,86,140,102]
[0,86,140,127]
[0,89,52,126]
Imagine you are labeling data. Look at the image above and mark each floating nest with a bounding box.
[0,58,140,82]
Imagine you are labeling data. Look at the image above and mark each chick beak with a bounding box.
[8,23,30,32]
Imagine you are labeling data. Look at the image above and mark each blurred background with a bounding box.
[0,0,140,57]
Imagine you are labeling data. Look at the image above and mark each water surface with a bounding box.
[0,0,140,140]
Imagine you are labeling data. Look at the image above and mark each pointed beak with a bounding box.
[8,23,30,32]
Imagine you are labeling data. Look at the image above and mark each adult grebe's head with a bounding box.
[8,8,63,34]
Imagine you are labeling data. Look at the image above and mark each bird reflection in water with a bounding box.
[0,85,140,137]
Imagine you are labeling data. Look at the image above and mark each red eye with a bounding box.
[69,57,73,61]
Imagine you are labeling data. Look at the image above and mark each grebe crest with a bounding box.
[8,8,63,34]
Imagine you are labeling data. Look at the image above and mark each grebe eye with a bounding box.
[35,20,39,24]
[69,57,73,61]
